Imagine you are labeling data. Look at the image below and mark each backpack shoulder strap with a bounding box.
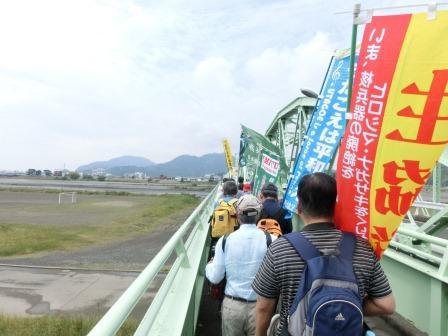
[274,207,284,219]
[338,232,356,263]
[258,207,266,219]
[222,234,229,252]
[264,230,272,247]
[229,198,238,206]
[285,232,320,261]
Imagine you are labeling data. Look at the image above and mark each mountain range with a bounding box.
[77,153,226,177]
[77,156,155,172]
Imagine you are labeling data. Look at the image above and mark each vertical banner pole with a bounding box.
[327,3,361,173]
[347,3,361,115]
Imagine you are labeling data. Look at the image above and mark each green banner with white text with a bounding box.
[239,124,288,188]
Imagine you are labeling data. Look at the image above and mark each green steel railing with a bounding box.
[87,186,218,336]
[382,200,448,336]
[87,183,448,335]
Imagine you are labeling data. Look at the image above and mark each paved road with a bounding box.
[0,177,211,197]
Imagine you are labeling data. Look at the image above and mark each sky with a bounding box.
[0,0,425,170]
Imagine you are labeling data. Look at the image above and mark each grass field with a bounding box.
[0,315,137,336]
[0,190,199,257]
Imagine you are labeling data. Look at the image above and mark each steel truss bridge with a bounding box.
[88,97,448,336]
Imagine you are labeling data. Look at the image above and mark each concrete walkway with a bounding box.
[0,266,163,318]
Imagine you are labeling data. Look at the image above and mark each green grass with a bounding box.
[0,194,199,257]
[0,315,137,336]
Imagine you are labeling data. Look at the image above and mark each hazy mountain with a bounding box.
[77,155,155,172]
[78,153,227,177]
[144,153,226,177]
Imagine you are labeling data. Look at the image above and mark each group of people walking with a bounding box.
[206,173,395,336]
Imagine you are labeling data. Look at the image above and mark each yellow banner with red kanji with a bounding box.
[223,139,234,177]
[335,12,448,258]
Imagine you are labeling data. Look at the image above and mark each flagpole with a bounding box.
[347,3,361,115]
[327,3,360,173]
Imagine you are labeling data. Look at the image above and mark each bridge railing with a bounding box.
[87,185,218,336]
[383,199,448,336]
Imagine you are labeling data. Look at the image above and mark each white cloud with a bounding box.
[245,31,335,100]
[0,0,423,170]
[194,57,234,92]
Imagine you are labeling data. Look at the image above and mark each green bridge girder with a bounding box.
[265,96,316,170]
[89,96,448,336]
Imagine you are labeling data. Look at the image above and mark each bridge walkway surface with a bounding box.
[195,278,427,336]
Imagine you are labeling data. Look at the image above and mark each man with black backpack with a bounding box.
[252,172,395,336]
[206,194,274,336]
[258,183,292,236]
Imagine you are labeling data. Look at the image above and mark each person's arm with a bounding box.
[363,241,395,316]
[252,241,280,335]
[255,296,277,336]
[363,294,396,316]
[205,237,225,284]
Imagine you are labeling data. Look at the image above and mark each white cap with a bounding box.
[236,194,262,216]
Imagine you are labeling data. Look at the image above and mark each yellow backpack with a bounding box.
[211,198,238,238]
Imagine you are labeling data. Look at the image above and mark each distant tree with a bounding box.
[180,177,184,182]
[82,174,93,180]
[36,170,42,176]
[26,169,36,176]
[97,175,106,182]
[69,172,80,180]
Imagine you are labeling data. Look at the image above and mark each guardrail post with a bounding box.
[175,239,191,268]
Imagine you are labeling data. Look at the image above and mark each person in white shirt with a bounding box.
[206,194,274,336]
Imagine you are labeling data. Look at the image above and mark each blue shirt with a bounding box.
[205,224,271,301]
[213,196,236,208]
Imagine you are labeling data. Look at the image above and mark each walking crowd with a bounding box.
[206,173,395,336]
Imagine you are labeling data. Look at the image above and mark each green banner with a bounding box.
[252,149,281,197]
[238,124,288,186]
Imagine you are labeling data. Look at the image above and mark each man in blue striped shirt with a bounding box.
[206,194,273,336]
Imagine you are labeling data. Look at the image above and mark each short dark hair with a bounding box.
[223,180,238,196]
[297,172,336,218]
[238,213,259,224]
[238,176,244,184]
[261,182,278,199]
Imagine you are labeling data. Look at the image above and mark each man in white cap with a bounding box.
[206,194,273,336]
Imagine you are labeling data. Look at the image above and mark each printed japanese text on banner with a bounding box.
[253,149,281,197]
[223,139,234,176]
[335,12,448,258]
[239,125,288,184]
[283,53,351,213]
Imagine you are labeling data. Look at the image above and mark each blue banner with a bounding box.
[283,53,352,213]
